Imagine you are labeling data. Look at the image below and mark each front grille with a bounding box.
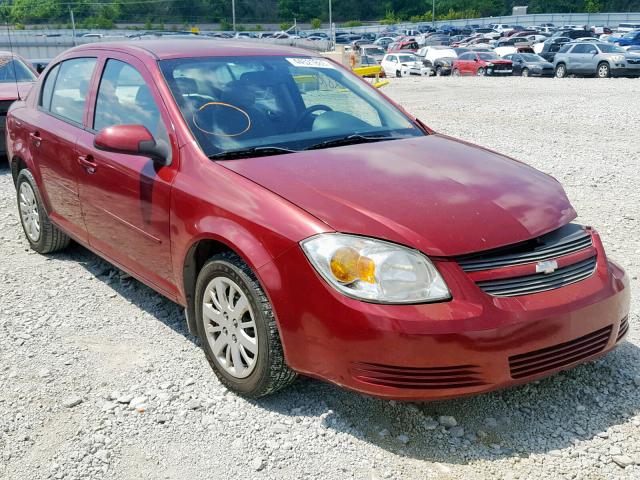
[509,326,612,379]
[628,59,640,65]
[350,362,485,389]
[617,316,629,342]
[457,224,592,272]
[476,256,596,297]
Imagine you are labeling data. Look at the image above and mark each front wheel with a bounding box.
[395,70,402,78]
[476,67,485,76]
[452,68,460,77]
[522,68,530,77]
[195,252,296,398]
[555,63,567,78]
[597,62,610,78]
[16,169,70,254]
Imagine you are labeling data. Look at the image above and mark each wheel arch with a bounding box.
[10,155,28,186]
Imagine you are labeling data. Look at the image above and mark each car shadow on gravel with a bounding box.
[38,223,640,466]
[54,242,198,345]
[252,335,640,465]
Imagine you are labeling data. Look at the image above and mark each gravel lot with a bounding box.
[1,77,639,480]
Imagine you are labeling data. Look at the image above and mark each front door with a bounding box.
[75,54,178,297]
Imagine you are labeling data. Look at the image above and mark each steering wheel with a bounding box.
[295,104,333,131]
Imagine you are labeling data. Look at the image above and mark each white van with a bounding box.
[618,23,640,33]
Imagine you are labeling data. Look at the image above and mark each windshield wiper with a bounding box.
[209,146,298,160]
[303,134,406,151]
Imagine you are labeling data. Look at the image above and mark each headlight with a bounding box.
[487,62,495,67]
[611,55,624,62]
[300,233,450,304]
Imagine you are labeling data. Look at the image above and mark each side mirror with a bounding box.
[94,125,170,166]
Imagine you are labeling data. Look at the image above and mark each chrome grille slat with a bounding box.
[476,256,596,297]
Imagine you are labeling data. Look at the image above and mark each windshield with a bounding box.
[397,54,416,62]
[478,53,499,61]
[159,56,423,157]
[598,44,625,53]
[520,53,545,62]
[0,57,36,83]
[623,31,639,39]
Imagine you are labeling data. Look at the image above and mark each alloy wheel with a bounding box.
[522,68,529,77]
[555,64,566,78]
[19,182,40,242]
[476,67,485,76]
[202,276,258,379]
[597,63,610,78]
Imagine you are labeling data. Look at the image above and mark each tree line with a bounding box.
[2,0,639,29]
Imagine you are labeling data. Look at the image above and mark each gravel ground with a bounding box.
[1,77,639,480]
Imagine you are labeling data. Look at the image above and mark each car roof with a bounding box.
[67,39,312,60]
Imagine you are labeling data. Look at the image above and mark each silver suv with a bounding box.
[553,41,640,78]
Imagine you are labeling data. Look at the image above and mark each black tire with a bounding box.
[597,62,610,78]
[395,70,402,78]
[195,252,296,398]
[435,66,443,76]
[16,169,70,254]
[452,68,460,77]
[555,63,567,78]
[521,68,530,77]
[476,67,485,76]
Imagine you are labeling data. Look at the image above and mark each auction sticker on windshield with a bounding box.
[286,57,335,69]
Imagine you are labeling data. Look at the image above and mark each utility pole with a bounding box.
[328,0,334,50]
[69,8,77,46]
[432,0,435,28]
[232,0,236,31]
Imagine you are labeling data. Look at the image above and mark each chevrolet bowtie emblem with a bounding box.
[536,260,558,274]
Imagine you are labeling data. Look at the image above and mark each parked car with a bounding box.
[537,37,572,61]
[452,51,513,76]
[610,30,640,48]
[387,40,419,53]
[373,36,396,50]
[6,40,630,401]
[0,51,37,157]
[381,53,429,76]
[554,41,640,78]
[416,46,458,76]
[503,52,554,77]
[552,28,595,40]
[618,23,640,33]
[357,45,387,64]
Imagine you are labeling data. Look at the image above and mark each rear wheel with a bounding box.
[476,67,485,76]
[555,63,567,78]
[597,62,610,78]
[195,252,296,398]
[435,66,443,76]
[16,169,70,254]
[521,68,530,77]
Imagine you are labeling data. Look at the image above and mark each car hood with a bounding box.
[0,82,33,101]
[221,135,576,257]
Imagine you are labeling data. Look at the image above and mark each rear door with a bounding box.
[26,57,97,241]
[75,53,178,296]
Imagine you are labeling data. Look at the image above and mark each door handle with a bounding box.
[77,154,98,174]
[29,131,41,147]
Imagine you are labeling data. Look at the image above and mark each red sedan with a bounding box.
[6,41,629,400]
[452,51,513,76]
[0,51,37,156]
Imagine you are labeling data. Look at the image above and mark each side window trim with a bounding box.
[38,63,60,111]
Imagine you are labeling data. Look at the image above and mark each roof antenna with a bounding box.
[5,20,21,101]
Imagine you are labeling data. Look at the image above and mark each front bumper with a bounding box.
[611,63,640,77]
[261,236,630,401]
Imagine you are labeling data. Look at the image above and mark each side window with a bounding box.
[49,58,97,124]
[572,44,589,54]
[94,59,170,151]
[40,63,60,111]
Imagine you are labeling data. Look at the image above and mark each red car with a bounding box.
[0,51,37,156]
[452,51,514,76]
[6,41,629,400]
[387,40,419,53]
